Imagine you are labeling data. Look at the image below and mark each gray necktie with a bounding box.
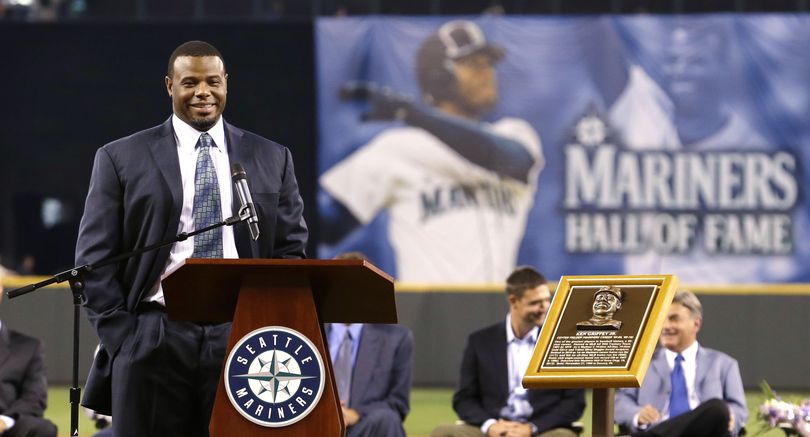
[334,330,353,403]
[191,132,223,258]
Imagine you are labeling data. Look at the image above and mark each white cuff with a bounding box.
[481,418,497,435]
[0,415,16,430]
[632,412,651,430]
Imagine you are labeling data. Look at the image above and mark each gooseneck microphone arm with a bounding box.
[7,213,243,299]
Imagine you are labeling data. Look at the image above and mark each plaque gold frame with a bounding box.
[523,274,678,389]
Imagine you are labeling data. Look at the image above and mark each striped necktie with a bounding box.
[191,132,223,258]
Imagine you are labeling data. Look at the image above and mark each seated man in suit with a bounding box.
[325,252,413,437]
[615,290,747,437]
[432,266,586,437]
[0,276,58,437]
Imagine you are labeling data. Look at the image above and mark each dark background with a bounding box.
[1,22,318,272]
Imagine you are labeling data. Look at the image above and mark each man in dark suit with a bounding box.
[615,290,747,437]
[326,323,412,437]
[0,279,58,437]
[325,252,412,437]
[431,267,585,437]
[75,40,307,437]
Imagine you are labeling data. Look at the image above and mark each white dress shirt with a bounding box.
[142,115,239,304]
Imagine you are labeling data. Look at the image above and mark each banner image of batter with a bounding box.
[316,16,810,285]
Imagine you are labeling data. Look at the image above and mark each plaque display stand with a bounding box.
[592,388,615,437]
[161,258,397,437]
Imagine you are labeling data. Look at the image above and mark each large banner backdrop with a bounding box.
[316,15,810,285]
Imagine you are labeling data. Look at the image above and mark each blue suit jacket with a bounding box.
[76,117,308,413]
[615,345,748,436]
[453,321,586,434]
[326,324,412,421]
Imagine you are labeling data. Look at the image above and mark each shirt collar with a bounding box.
[331,323,364,341]
[664,340,699,367]
[171,114,227,154]
[505,313,539,344]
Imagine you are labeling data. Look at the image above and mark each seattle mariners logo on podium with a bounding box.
[224,326,325,427]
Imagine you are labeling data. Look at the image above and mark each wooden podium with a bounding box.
[161,258,397,437]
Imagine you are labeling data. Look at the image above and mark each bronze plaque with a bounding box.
[523,275,678,389]
[541,284,657,369]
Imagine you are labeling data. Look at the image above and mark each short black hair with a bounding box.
[167,40,225,78]
[505,266,547,299]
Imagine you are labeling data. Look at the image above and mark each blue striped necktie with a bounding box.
[191,132,223,258]
[669,353,690,418]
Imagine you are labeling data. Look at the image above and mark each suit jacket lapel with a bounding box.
[350,325,382,407]
[149,118,183,239]
[139,118,182,295]
[694,346,709,401]
[224,122,253,258]
[492,326,510,400]
[0,325,11,370]
[650,349,671,410]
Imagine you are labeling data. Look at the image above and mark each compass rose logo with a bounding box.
[224,326,325,427]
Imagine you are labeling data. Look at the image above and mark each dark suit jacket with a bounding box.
[453,321,585,434]
[0,325,48,420]
[76,117,308,413]
[327,324,412,420]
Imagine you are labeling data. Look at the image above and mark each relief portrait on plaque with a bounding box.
[576,285,625,330]
[526,275,678,388]
[540,283,659,369]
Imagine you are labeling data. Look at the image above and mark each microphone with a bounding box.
[231,163,260,241]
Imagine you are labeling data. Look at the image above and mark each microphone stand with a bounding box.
[5,207,253,437]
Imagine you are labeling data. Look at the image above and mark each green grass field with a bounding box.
[45,386,801,436]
